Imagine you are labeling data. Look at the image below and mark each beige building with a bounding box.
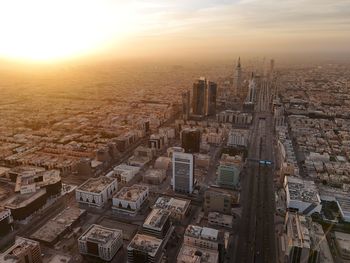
[0,237,42,263]
[204,189,237,215]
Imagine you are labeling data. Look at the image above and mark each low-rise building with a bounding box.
[113,164,140,184]
[76,177,118,208]
[78,224,123,261]
[127,234,163,263]
[208,212,233,229]
[31,207,85,245]
[184,225,220,251]
[143,168,167,185]
[177,243,219,263]
[112,184,149,215]
[153,196,190,221]
[3,189,47,221]
[284,176,321,216]
[0,236,42,263]
[142,208,171,238]
[204,189,237,215]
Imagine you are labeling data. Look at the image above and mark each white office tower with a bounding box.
[172,152,194,194]
[246,72,256,103]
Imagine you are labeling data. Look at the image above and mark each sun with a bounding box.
[0,0,137,62]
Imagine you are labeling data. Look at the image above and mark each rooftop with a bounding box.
[0,237,39,262]
[185,225,218,241]
[31,207,85,243]
[77,176,115,193]
[79,224,122,246]
[3,189,46,209]
[154,196,190,214]
[286,176,320,203]
[143,208,170,230]
[177,244,219,263]
[113,184,148,202]
[128,234,162,256]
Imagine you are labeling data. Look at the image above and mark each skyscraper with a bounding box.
[172,152,194,194]
[192,77,206,116]
[182,90,190,120]
[206,81,217,115]
[233,57,242,95]
[192,77,217,116]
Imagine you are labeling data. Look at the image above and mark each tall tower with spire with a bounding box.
[233,57,242,96]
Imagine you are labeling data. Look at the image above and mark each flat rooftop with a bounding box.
[286,176,319,203]
[177,244,219,263]
[0,237,39,262]
[185,225,218,241]
[113,184,148,202]
[208,212,233,225]
[31,207,85,243]
[15,169,61,192]
[143,208,170,230]
[128,234,162,256]
[77,176,115,193]
[154,196,190,213]
[79,224,122,246]
[3,189,46,209]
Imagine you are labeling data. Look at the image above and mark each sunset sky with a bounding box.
[0,0,349,62]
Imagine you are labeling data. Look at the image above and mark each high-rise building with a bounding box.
[206,81,217,115]
[182,90,190,120]
[192,77,217,116]
[181,128,200,153]
[172,152,194,194]
[192,77,207,116]
[233,57,242,95]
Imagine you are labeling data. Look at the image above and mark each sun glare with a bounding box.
[0,0,137,62]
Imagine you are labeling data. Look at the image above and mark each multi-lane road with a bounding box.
[234,79,276,263]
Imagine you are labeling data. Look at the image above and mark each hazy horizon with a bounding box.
[0,0,349,64]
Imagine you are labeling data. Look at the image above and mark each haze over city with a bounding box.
[1,1,350,263]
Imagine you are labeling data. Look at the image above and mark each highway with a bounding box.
[234,79,276,263]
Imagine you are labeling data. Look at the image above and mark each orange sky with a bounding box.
[0,0,349,63]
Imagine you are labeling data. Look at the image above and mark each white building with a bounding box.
[172,152,194,194]
[78,224,123,261]
[112,184,149,215]
[184,225,220,250]
[113,164,140,184]
[227,129,249,148]
[284,176,321,216]
[76,177,118,208]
